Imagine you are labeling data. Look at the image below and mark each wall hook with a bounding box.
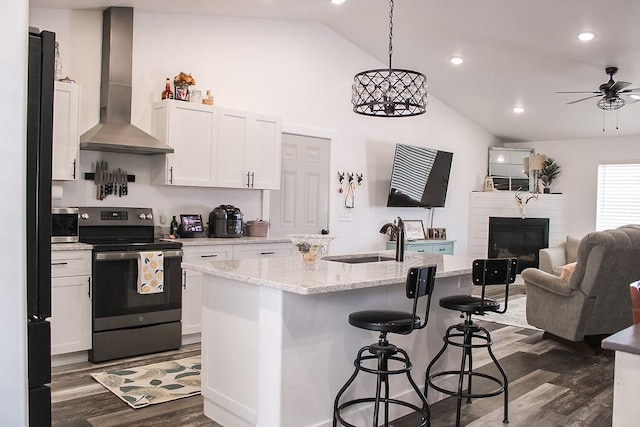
[347,172,354,183]
[338,171,345,184]
[356,173,364,185]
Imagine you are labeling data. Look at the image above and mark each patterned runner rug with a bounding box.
[91,356,201,409]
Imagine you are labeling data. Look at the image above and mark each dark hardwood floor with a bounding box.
[52,285,613,426]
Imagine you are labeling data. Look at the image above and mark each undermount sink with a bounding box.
[325,255,396,264]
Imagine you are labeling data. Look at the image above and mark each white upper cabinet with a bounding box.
[217,108,282,190]
[151,101,281,190]
[52,82,80,181]
[151,100,218,187]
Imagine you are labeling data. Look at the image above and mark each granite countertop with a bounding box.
[182,251,474,295]
[602,323,640,355]
[162,236,292,246]
[52,242,93,251]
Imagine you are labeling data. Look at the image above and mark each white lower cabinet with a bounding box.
[181,242,292,336]
[181,245,233,335]
[50,250,92,355]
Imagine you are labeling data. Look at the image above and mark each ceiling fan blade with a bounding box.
[567,94,602,104]
[620,94,640,104]
[611,80,632,91]
[556,91,600,94]
[619,88,640,93]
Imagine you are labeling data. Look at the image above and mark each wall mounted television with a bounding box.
[386,143,453,208]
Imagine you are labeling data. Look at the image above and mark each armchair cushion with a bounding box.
[565,236,580,264]
[539,235,582,275]
[560,262,577,282]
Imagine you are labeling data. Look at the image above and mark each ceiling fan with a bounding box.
[557,66,640,110]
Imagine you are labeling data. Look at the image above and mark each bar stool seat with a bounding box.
[425,258,517,427]
[333,265,437,427]
[349,310,421,333]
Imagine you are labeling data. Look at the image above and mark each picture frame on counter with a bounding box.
[404,220,426,240]
[427,228,447,240]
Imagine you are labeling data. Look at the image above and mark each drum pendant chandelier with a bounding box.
[352,0,428,117]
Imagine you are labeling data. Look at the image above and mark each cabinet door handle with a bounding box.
[170,166,174,184]
[438,248,446,252]
[251,172,255,188]
[72,159,77,180]
[87,277,91,298]
[51,262,68,266]
[183,271,187,290]
[200,254,218,258]
[417,250,425,252]
[246,172,251,188]
[260,251,275,255]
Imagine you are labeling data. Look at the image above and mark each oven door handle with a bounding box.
[95,250,183,261]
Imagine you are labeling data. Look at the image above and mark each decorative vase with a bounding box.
[175,84,190,101]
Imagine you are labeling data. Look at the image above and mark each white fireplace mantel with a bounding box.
[468,191,566,261]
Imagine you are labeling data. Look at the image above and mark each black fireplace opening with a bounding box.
[488,217,550,273]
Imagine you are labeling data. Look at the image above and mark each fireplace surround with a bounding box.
[488,217,549,273]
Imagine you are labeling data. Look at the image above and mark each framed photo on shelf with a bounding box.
[403,220,426,240]
[427,228,447,240]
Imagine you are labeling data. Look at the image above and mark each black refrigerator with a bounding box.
[26,28,55,426]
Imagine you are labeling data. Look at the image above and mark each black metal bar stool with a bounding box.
[425,258,517,427]
[333,265,437,427]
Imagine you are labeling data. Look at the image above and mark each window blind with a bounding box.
[596,163,640,231]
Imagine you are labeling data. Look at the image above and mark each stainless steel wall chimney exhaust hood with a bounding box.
[80,7,173,155]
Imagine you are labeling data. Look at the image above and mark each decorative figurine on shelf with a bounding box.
[514,188,538,219]
[174,72,196,101]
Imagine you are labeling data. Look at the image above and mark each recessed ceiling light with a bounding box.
[513,106,525,114]
[450,56,464,65]
[577,31,596,42]
[331,0,346,4]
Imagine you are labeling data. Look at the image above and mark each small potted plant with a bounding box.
[540,158,561,193]
[174,72,196,101]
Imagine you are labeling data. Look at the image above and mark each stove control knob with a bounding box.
[139,213,147,220]
[146,213,153,220]
[80,213,89,220]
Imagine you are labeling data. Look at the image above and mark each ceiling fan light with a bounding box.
[577,31,596,42]
[597,97,625,111]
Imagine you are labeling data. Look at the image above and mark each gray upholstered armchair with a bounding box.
[521,225,640,341]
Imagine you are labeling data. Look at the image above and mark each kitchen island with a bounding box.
[182,251,474,427]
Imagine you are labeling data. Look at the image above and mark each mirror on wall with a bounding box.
[488,147,533,191]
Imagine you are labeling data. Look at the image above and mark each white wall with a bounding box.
[29,8,500,255]
[508,135,640,239]
[1,0,29,424]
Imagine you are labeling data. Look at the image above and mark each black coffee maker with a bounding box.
[208,205,244,238]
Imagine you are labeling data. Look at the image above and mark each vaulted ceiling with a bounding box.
[31,0,640,142]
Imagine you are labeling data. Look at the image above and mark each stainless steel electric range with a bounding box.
[78,207,183,363]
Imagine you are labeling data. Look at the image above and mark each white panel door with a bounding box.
[217,109,249,188]
[52,82,80,181]
[269,134,330,236]
[168,104,217,186]
[50,275,91,355]
[246,115,282,190]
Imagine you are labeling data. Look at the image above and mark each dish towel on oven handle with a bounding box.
[137,251,164,294]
